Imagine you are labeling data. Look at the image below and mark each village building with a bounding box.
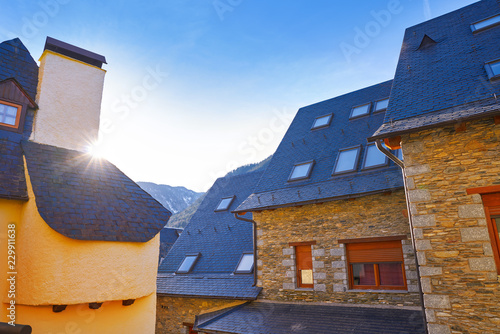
[369,0,500,333]
[156,171,263,333]
[185,80,427,333]
[0,37,171,333]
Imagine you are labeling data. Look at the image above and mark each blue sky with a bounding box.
[1,0,477,192]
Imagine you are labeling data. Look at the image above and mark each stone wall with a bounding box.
[400,117,500,334]
[156,296,245,334]
[253,189,421,307]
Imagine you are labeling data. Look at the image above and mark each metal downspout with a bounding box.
[234,213,258,287]
[375,139,429,334]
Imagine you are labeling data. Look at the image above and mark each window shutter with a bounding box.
[347,240,403,263]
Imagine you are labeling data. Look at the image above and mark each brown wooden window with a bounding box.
[295,244,314,288]
[481,192,500,274]
[183,323,197,334]
[346,240,406,290]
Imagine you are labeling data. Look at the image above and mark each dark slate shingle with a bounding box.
[0,38,39,200]
[22,140,171,242]
[0,38,39,101]
[157,171,263,299]
[196,302,426,334]
[159,227,182,260]
[236,80,403,212]
[373,0,500,139]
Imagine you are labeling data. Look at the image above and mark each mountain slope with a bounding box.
[137,182,203,215]
[166,155,272,228]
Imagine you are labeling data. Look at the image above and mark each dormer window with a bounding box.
[350,103,371,119]
[333,146,361,174]
[363,144,388,169]
[311,113,333,130]
[176,253,200,274]
[485,59,500,80]
[471,14,500,33]
[215,196,235,212]
[234,253,254,274]
[288,161,314,181]
[374,99,389,113]
[0,100,21,129]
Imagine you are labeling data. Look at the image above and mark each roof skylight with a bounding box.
[363,144,388,169]
[215,196,234,212]
[485,59,500,80]
[311,113,333,130]
[374,98,389,112]
[350,103,370,119]
[471,14,500,33]
[235,253,254,273]
[176,254,200,274]
[333,146,361,174]
[289,161,314,181]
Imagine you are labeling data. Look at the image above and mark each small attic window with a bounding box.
[176,253,200,274]
[333,146,361,174]
[0,101,21,129]
[374,98,389,113]
[417,35,437,50]
[215,196,235,212]
[471,14,500,33]
[485,59,500,80]
[350,103,371,119]
[235,253,254,274]
[311,113,333,130]
[288,161,314,181]
[363,144,388,169]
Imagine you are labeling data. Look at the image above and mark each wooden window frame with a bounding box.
[346,239,407,291]
[0,100,23,131]
[294,244,314,289]
[468,186,500,274]
[183,323,197,334]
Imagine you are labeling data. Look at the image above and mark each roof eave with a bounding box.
[369,108,500,142]
[155,292,260,300]
[233,187,404,213]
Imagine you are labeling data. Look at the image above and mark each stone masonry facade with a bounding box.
[156,296,245,334]
[401,118,500,334]
[253,189,421,307]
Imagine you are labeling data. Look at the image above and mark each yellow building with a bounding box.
[0,37,171,333]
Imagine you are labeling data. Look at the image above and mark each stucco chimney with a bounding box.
[32,37,107,151]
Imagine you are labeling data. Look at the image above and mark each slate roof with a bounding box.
[195,302,426,334]
[159,227,182,260]
[236,80,403,212]
[371,0,500,140]
[0,38,39,101]
[0,38,38,200]
[22,140,172,242]
[157,171,263,299]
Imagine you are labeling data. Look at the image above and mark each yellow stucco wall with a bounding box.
[15,161,159,306]
[32,50,105,152]
[17,293,156,334]
[0,199,23,324]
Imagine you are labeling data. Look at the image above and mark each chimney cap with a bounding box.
[44,37,107,68]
